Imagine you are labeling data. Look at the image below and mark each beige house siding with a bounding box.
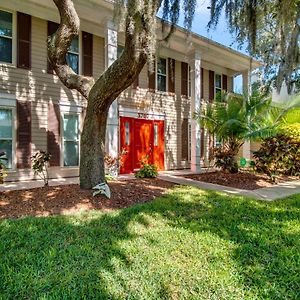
[1,16,106,181]
[0,5,249,181]
[118,62,237,171]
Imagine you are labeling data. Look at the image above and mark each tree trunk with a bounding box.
[79,104,108,189]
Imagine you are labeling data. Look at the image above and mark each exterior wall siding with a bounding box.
[0,4,243,181]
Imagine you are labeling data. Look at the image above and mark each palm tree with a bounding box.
[195,92,299,173]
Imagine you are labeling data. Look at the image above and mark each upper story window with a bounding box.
[0,108,13,168]
[117,45,124,58]
[63,113,79,167]
[215,74,222,100]
[67,36,79,74]
[0,10,13,64]
[157,58,167,92]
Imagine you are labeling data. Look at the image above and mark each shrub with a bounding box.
[214,146,239,174]
[104,148,127,178]
[31,151,51,186]
[0,152,8,184]
[253,133,300,181]
[279,123,300,141]
[135,156,158,179]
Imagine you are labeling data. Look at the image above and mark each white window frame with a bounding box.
[0,8,17,66]
[60,104,82,168]
[156,57,168,92]
[66,32,82,75]
[215,73,222,98]
[0,97,16,170]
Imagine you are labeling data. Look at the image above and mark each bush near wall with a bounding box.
[253,124,300,179]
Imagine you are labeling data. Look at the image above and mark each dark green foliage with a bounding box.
[209,0,300,94]
[31,151,51,186]
[196,92,275,173]
[214,146,239,173]
[135,157,158,178]
[253,129,300,180]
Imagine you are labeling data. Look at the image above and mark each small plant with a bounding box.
[92,182,111,198]
[213,146,239,174]
[135,156,158,178]
[104,148,127,178]
[0,152,8,184]
[31,151,51,186]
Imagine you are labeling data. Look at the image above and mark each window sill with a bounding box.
[60,166,79,170]
[6,169,17,174]
[0,63,16,69]
[153,90,173,97]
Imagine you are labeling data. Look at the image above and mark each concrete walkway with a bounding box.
[1,171,300,201]
[0,177,80,192]
[158,173,300,201]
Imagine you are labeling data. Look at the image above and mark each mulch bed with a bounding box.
[0,179,176,219]
[184,171,299,190]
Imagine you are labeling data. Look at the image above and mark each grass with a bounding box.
[0,187,299,299]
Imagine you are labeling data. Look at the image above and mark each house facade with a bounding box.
[0,0,259,181]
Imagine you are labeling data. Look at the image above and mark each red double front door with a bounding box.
[120,117,164,174]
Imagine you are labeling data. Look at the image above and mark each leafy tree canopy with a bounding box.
[208,0,300,95]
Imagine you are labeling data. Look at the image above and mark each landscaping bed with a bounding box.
[183,171,299,190]
[0,178,176,219]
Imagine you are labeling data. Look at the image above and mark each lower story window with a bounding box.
[63,113,79,167]
[0,108,13,168]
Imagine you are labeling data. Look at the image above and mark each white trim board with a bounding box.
[119,106,165,121]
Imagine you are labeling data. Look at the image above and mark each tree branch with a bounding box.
[276,2,300,93]
[89,0,161,113]
[48,0,94,99]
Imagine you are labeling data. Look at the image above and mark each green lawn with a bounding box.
[0,187,299,300]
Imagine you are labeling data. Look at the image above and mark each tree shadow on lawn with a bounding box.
[0,187,299,299]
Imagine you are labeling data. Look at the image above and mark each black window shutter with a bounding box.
[181,62,188,97]
[17,100,31,168]
[209,70,215,102]
[47,21,59,74]
[17,12,31,69]
[47,102,61,166]
[222,74,228,92]
[181,118,189,160]
[82,31,93,76]
[201,68,204,99]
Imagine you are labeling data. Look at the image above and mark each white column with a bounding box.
[105,21,119,162]
[190,52,202,172]
[242,70,251,160]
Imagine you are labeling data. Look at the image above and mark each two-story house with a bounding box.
[0,0,260,181]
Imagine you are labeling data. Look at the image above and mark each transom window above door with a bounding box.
[157,58,167,92]
[0,10,13,64]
